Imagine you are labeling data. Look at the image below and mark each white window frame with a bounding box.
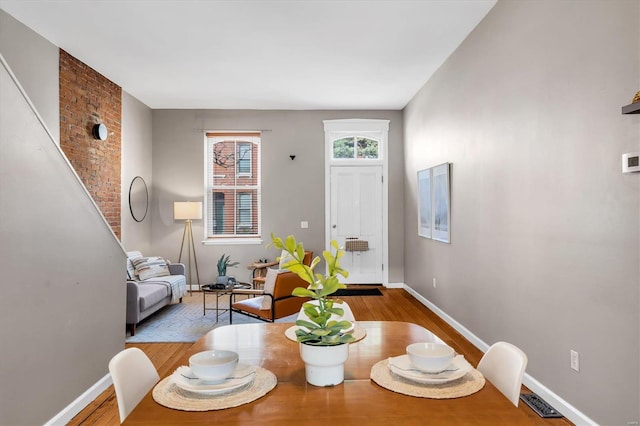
[204,133,262,245]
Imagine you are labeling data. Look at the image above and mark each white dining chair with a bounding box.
[477,341,528,406]
[108,347,159,423]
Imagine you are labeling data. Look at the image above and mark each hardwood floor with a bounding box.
[69,288,572,425]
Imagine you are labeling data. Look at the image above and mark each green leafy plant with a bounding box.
[216,254,239,276]
[270,233,355,346]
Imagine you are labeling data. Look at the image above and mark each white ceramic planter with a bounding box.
[299,342,349,386]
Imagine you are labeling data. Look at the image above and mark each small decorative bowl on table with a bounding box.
[406,342,455,373]
[189,349,239,383]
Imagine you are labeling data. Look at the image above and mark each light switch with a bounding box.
[300,221,309,229]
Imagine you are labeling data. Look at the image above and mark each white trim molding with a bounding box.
[323,118,390,285]
[45,373,112,426]
[403,284,597,426]
[384,282,405,289]
[202,238,263,246]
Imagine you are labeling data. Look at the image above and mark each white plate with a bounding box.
[387,354,472,384]
[171,363,256,395]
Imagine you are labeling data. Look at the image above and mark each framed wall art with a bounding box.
[431,163,450,243]
[417,162,450,243]
[417,168,431,238]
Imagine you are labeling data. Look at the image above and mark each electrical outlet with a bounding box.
[300,221,308,229]
[432,278,437,288]
[570,350,579,372]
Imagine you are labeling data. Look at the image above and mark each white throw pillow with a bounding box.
[131,256,170,281]
[278,249,295,270]
[260,268,279,310]
[126,251,143,279]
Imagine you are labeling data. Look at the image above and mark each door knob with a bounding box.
[332,224,336,228]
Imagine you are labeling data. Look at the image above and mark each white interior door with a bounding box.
[330,166,383,284]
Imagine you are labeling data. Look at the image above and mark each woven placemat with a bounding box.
[370,359,485,399]
[152,366,277,411]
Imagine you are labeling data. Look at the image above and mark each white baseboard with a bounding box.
[402,284,596,426]
[384,282,404,289]
[45,373,112,426]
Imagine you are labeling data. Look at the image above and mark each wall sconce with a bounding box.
[290,155,296,160]
[92,123,108,141]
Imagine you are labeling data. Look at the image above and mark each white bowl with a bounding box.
[189,350,239,382]
[406,342,455,373]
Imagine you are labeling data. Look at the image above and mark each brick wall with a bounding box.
[59,49,122,239]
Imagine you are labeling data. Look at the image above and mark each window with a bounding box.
[213,192,225,234]
[237,192,252,230]
[237,143,251,176]
[332,136,379,160]
[205,133,261,243]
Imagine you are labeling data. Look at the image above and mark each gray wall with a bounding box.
[403,1,639,424]
[0,9,59,143]
[0,56,125,425]
[151,109,404,284]
[0,11,154,423]
[121,92,153,253]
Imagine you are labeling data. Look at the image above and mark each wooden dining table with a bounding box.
[124,321,535,425]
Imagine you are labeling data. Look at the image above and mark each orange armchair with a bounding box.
[230,251,313,323]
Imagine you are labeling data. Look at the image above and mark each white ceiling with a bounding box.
[0,0,495,110]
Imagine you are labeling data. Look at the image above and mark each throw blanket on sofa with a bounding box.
[153,275,187,303]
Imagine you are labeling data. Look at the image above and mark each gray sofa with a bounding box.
[126,251,188,335]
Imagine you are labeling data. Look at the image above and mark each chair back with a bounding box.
[477,341,528,406]
[270,251,313,318]
[301,250,313,267]
[109,347,159,423]
[231,251,314,322]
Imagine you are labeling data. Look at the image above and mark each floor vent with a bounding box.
[520,393,564,418]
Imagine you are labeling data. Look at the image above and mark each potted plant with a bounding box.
[216,254,239,287]
[270,233,355,386]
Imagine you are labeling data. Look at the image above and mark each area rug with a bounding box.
[334,288,383,297]
[126,294,297,343]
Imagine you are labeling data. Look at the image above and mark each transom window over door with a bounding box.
[332,136,379,159]
[205,132,261,244]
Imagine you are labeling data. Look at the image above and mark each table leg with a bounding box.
[216,291,220,322]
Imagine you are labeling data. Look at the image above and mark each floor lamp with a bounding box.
[174,201,202,295]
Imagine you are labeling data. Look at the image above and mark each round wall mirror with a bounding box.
[129,176,148,222]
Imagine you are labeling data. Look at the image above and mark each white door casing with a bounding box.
[324,119,389,285]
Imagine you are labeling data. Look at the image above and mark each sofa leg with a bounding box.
[128,323,136,336]
[179,297,183,303]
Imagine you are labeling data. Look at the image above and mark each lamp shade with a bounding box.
[174,201,202,220]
